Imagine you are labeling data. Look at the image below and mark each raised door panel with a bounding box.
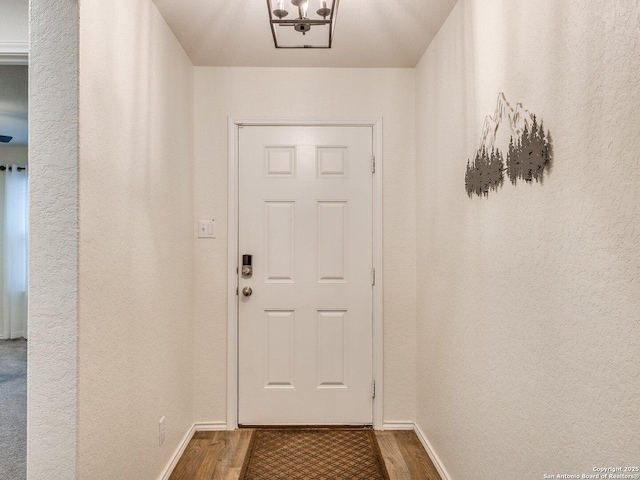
[265,310,295,388]
[317,146,347,178]
[265,146,296,178]
[317,310,348,388]
[317,201,347,283]
[265,201,295,283]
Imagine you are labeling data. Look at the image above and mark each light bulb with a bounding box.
[316,0,331,18]
[273,0,288,19]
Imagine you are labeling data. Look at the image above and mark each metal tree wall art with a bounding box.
[465,147,504,197]
[465,93,553,198]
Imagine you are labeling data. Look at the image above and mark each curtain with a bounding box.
[3,166,28,340]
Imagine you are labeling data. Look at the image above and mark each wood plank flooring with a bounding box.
[376,431,442,480]
[170,430,252,480]
[169,430,441,480]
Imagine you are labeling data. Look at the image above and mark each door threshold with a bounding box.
[239,424,373,430]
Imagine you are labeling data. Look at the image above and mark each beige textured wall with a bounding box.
[28,0,78,475]
[78,1,195,478]
[414,1,640,478]
[193,67,416,424]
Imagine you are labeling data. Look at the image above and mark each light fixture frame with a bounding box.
[267,0,340,49]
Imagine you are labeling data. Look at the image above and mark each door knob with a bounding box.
[242,286,253,297]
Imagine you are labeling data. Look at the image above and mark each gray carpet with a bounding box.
[0,339,27,480]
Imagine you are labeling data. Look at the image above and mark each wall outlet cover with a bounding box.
[159,416,166,447]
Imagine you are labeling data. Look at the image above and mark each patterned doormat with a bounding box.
[239,428,391,480]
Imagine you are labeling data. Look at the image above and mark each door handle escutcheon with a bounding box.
[242,287,253,297]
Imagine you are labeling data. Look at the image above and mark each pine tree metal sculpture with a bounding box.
[465,94,553,198]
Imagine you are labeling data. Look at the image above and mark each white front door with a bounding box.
[238,125,374,425]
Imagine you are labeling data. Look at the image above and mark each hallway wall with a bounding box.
[28,1,79,477]
[78,0,195,478]
[193,67,417,425]
[414,0,640,478]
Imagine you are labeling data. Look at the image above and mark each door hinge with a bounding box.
[372,380,376,398]
[371,156,376,173]
[236,287,239,296]
[371,268,376,286]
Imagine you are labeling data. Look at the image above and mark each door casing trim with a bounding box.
[227,117,384,429]
[0,42,28,65]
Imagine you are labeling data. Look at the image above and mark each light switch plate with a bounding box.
[198,220,215,238]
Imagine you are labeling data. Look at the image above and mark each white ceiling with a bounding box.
[0,65,28,145]
[152,0,458,68]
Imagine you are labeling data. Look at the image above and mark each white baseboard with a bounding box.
[159,422,228,480]
[382,421,415,430]
[159,424,196,480]
[193,421,228,431]
[413,422,452,480]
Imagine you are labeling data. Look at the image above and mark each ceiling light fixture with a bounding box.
[267,0,340,49]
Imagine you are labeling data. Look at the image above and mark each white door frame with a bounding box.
[227,118,383,430]
[0,42,29,65]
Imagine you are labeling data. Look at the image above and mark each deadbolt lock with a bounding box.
[242,254,253,276]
